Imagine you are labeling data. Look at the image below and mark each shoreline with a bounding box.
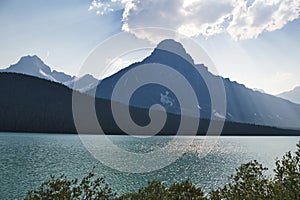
[1,131,300,137]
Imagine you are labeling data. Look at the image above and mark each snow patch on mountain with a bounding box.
[213,109,226,119]
[160,91,174,106]
[39,69,56,81]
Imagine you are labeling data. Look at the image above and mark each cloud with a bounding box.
[89,0,300,41]
[88,0,124,15]
[227,0,300,40]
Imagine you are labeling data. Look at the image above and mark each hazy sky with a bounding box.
[0,0,299,95]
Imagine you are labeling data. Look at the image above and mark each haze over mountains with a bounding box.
[1,39,300,133]
[277,87,300,104]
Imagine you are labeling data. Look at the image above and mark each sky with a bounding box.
[0,0,299,95]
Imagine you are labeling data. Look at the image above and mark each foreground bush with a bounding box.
[209,160,271,200]
[271,141,300,200]
[119,180,206,200]
[25,170,116,200]
[25,142,300,200]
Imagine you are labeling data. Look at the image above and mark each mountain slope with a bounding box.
[1,72,299,135]
[0,72,76,133]
[277,87,300,104]
[90,39,300,129]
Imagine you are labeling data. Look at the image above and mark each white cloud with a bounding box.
[88,0,123,15]
[227,0,300,40]
[89,0,300,41]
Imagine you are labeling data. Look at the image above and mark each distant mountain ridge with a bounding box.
[277,87,300,104]
[0,55,98,92]
[0,55,75,83]
[65,74,99,93]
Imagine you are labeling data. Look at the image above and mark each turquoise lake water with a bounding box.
[0,133,299,199]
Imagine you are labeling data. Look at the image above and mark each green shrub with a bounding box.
[118,180,206,200]
[270,142,300,200]
[210,141,300,200]
[209,160,271,200]
[25,170,116,200]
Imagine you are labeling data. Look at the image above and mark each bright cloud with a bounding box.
[227,0,300,40]
[88,0,124,15]
[89,0,300,41]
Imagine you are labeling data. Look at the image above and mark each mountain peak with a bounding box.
[9,55,51,74]
[17,55,47,69]
[156,39,184,50]
[2,55,75,83]
[19,55,44,64]
[155,39,195,65]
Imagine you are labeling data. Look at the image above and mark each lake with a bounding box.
[0,133,299,199]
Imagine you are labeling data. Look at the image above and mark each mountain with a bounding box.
[1,40,300,132]
[65,74,98,93]
[0,72,299,136]
[0,55,75,83]
[277,87,300,104]
[0,55,99,92]
[90,39,300,129]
